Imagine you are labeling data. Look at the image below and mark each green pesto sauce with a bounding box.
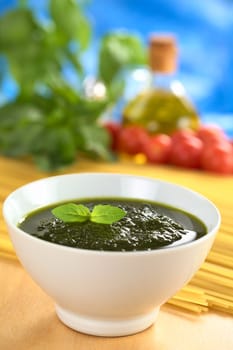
[18,198,207,252]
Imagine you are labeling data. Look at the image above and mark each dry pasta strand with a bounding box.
[201,261,233,279]
[191,277,232,300]
[207,251,233,269]
[167,298,208,313]
[0,250,17,261]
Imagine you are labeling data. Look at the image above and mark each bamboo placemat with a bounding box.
[0,156,232,315]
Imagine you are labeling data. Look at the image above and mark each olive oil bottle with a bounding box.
[122,35,200,135]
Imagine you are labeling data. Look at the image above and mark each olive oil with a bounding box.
[122,35,200,135]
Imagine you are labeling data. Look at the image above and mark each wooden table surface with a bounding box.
[0,156,233,350]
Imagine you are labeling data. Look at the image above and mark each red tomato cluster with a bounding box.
[104,122,233,175]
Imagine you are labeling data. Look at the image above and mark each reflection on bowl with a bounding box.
[2,173,220,337]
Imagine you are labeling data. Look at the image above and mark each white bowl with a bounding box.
[2,173,220,337]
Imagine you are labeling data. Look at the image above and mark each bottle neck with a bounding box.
[150,71,175,90]
[150,70,186,97]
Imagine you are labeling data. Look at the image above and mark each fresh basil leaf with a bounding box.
[0,9,38,48]
[32,126,77,171]
[76,123,112,159]
[19,0,28,7]
[49,0,91,50]
[98,31,146,85]
[90,204,126,224]
[52,203,126,225]
[0,102,43,127]
[0,102,44,156]
[52,203,91,223]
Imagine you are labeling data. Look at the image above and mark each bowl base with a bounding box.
[55,305,160,337]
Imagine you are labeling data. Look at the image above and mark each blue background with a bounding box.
[1,0,233,136]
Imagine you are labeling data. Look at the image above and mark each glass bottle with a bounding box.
[122,34,200,135]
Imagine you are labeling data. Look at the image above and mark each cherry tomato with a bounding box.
[196,124,227,144]
[201,140,233,174]
[116,125,149,155]
[169,135,203,168]
[171,129,196,143]
[103,122,121,151]
[143,134,172,164]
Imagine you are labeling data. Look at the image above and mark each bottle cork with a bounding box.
[148,34,177,73]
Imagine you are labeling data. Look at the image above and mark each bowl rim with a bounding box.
[2,172,221,257]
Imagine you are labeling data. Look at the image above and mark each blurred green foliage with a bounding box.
[0,0,146,171]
